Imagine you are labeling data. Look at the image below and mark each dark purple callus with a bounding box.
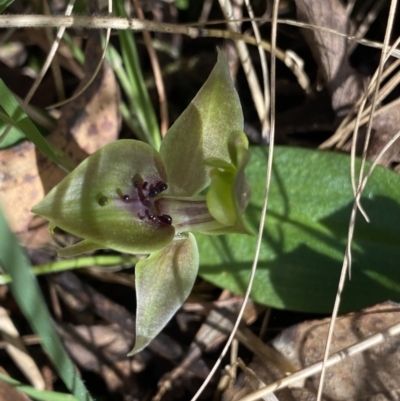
[120,178,172,225]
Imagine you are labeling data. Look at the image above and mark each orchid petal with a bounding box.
[32,140,175,255]
[159,49,243,197]
[206,131,252,234]
[129,233,199,355]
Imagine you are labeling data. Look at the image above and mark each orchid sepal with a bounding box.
[32,140,175,255]
[129,232,199,355]
[159,49,244,197]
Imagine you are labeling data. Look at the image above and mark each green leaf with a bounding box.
[130,233,199,355]
[198,146,400,313]
[0,0,14,12]
[0,80,71,172]
[0,372,79,401]
[0,115,26,148]
[160,49,243,197]
[0,207,93,401]
[33,140,175,256]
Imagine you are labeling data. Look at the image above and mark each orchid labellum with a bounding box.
[33,50,251,354]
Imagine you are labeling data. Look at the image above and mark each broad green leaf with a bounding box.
[130,233,199,355]
[160,49,243,197]
[198,146,400,313]
[33,140,175,255]
[0,207,93,401]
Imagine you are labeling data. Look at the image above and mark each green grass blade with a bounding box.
[0,373,79,401]
[0,207,94,401]
[0,110,26,148]
[0,254,137,285]
[113,1,161,150]
[0,79,71,172]
[106,44,148,143]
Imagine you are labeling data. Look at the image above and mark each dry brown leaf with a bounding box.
[294,0,363,115]
[269,301,400,400]
[0,31,120,238]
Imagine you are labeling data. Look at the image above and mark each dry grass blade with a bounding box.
[25,0,75,104]
[46,0,113,110]
[243,0,270,140]
[320,42,400,150]
[0,307,45,390]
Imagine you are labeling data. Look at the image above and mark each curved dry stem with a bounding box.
[46,27,111,109]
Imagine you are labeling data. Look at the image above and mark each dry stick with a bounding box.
[0,15,310,92]
[238,320,400,401]
[131,0,168,137]
[190,2,281,400]
[218,0,267,134]
[2,14,400,60]
[243,0,270,140]
[316,2,399,400]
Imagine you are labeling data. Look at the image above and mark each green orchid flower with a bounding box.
[32,50,251,355]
